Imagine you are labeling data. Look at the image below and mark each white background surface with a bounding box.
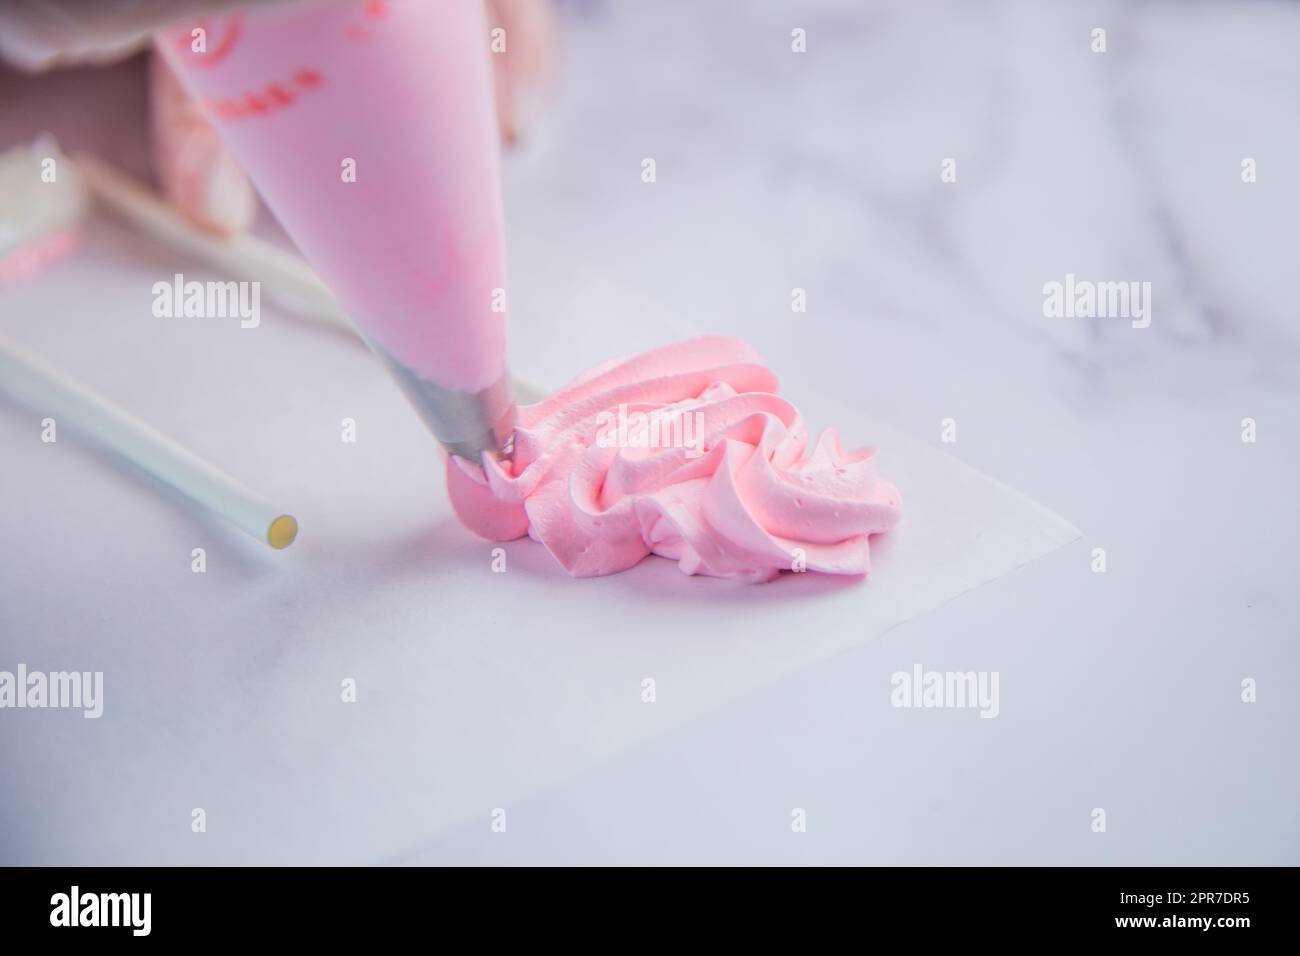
[0,213,1077,864]
[2,0,1298,864]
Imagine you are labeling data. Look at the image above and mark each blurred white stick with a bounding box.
[0,336,298,550]
[73,152,354,334]
[74,152,550,402]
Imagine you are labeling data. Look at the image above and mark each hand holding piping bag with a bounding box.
[1,0,555,463]
[150,0,554,236]
[0,0,555,234]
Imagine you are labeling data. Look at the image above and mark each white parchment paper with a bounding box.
[0,218,1078,863]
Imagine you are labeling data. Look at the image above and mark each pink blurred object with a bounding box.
[0,225,82,286]
[0,137,88,286]
[149,53,255,237]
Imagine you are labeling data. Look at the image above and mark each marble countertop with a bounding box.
[1,0,1296,864]
[420,0,1296,864]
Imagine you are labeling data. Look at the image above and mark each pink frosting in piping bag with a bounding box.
[446,337,901,583]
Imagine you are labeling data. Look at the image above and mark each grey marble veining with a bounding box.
[510,0,1298,374]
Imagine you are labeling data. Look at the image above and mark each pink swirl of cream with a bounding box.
[446,337,901,582]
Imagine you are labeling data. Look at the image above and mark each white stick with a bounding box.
[72,152,551,404]
[72,152,354,335]
[0,337,298,550]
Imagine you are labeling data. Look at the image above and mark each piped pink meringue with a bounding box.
[446,337,901,582]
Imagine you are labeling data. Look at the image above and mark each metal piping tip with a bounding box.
[374,344,516,463]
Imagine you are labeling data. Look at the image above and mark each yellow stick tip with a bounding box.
[267,514,298,549]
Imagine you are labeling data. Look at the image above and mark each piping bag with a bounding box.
[157,0,515,462]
